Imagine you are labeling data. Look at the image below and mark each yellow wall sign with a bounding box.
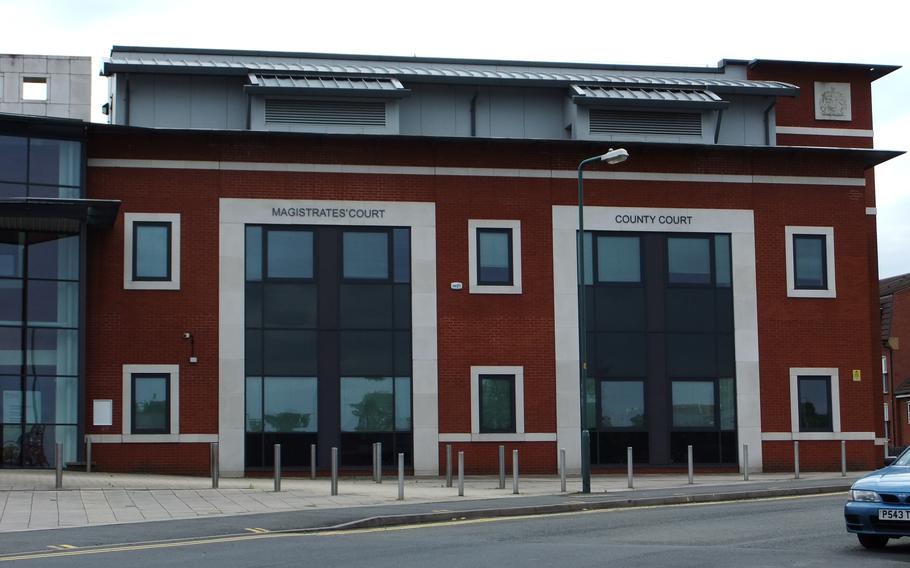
[852,369,862,382]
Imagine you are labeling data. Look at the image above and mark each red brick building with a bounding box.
[882,274,910,450]
[0,47,902,475]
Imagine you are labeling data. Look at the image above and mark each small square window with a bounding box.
[22,77,48,101]
[131,374,170,434]
[785,227,835,298]
[668,237,712,285]
[797,375,833,432]
[133,222,171,281]
[479,374,516,433]
[597,236,641,283]
[477,228,513,285]
[267,229,314,279]
[671,380,716,428]
[343,231,389,280]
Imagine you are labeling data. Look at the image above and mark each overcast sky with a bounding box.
[2,0,906,277]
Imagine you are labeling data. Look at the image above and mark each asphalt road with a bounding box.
[2,494,908,567]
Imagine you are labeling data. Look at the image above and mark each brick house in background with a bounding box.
[882,273,910,451]
[0,46,903,476]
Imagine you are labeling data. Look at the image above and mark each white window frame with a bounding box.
[789,367,841,436]
[470,365,525,440]
[124,213,181,290]
[468,219,522,294]
[784,226,835,298]
[122,364,180,440]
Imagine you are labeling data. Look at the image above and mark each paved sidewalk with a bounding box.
[0,469,861,533]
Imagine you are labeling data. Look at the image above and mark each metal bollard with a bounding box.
[311,444,317,479]
[210,442,219,489]
[398,453,405,501]
[687,445,694,485]
[377,442,382,484]
[86,436,92,474]
[55,442,63,490]
[458,451,465,496]
[274,444,282,492]
[498,445,506,489]
[512,449,519,494]
[560,448,567,493]
[331,447,339,496]
[841,440,847,477]
[627,446,633,489]
[446,444,453,488]
[794,440,800,479]
[743,444,750,481]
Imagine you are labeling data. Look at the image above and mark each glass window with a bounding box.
[262,330,317,376]
[263,377,317,432]
[132,374,169,434]
[477,229,512,285]
[340,377,394,432]
[0,280,23,326]
[27,328,77,376]
[343,231,389,280]
[0,136,27,183]
[798,375,832,432]
[0,231,23,277]
[28,138,81,187]
[600,381,645,428]
[597,236,640,283]
[793,235,827,289]
[340,331,394,376]
[245,226,262,281]
[719,377,736,431]
[668,237,712,285]
[583,232,593,285]
[245,377,263,432]
[672,381,716,428]
[715,235,731,287]
[340,284,393,329]
[263,283,317,328]
[393,228,410,283]
[27,280,78,328]
[267,230,313,279]
[133,222,171,281]
[22,78,48,102]
[666,334,716,377]
[28,234,79,280]
[0,327,22,375]
[394,377,412,431]
[479,374,515,433]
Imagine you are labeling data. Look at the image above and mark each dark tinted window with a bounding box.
[28,234,78,280]
[479,374,515,433]
[263,283,317,328]
[343,231,389,280]
[597,236,640,283]
[267,230,313,279]
[793,235,827,289]
[340,331,394,375]
[132,374,169,434]
[245,226,262,281]
[263,330,317,375]
[715,235,731,287]
[798,375,832,432]
[133,222,171,280]
[600,381,644,428]
[592,332,648,377]
[340,284,393,329]
[672,380,715,428]
[666,334,716,377]
[594,287,646,331]
[340,377,394,432]
[477,228,512,285]
[393,228,410,283]
[29,139,81,187]
[668,237,711,285]
[263,377,317,432]
[0,136,28,183]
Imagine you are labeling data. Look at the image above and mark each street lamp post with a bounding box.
[577,148,629,494]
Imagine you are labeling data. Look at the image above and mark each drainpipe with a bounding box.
[713,109,724,144]
[762,99,775,145]
[470,92,478,137]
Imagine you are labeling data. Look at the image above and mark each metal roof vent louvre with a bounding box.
[265,99,386,126]
[589,109,701,136]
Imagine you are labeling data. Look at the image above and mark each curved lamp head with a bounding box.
[600,148,629,165]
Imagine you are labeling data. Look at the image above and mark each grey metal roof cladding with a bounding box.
[102,49,799,95]
[571,85,729,109]
[246,74,410,97]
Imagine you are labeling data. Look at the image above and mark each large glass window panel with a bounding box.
[597,236,641,283]
[22,376,77,424]
[394,377,412,431]
[798,375,832,432]
[245,377,263,432]
[0,327,22,375]
[477,229,512,285]
[27,280,78,328]
[715,235,731,287]
[672,381,716,428]
[339,284,393,329]
[719,377,736,431]
[393,285,411,330]
[600,381,645,428]
[0,183,26,198]
[0,231,23,277]
[394,331,411,376]
[666,334,716,377]
[668,237,712,285]
[0,280,23,326]
[0,136,27,183]
[594,287,646,331]
[245,282,262,328]
[479,374,515,433]
[267,230,313,279]
[2,425,22,467]
[665,288,715,333]
[1,376,20,423]
[393,228,410,283]
[340,331,394,376]
[27,328,77,376]
[264,377,317,432]
[245,329,262,375]
[343,231,389,280]
[793,235,827,289]
[132,374,169,433]
[263,283,317,328]
[340,377,394,432]
[28,139,81,187]
[27,234,79,280]
[594,332,648,377]
[262,330,317,376]
[133,222,171,280]
[245,226,262,281]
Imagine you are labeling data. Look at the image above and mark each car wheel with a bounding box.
[858,534,889,549]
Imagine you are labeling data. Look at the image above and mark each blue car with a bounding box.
[845,450,910,548]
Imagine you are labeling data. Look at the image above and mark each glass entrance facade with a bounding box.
[244,225,412,469]
[584,232,736,466]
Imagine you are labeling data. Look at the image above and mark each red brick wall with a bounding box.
[85,129,883,474]
[889,289,910,447]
